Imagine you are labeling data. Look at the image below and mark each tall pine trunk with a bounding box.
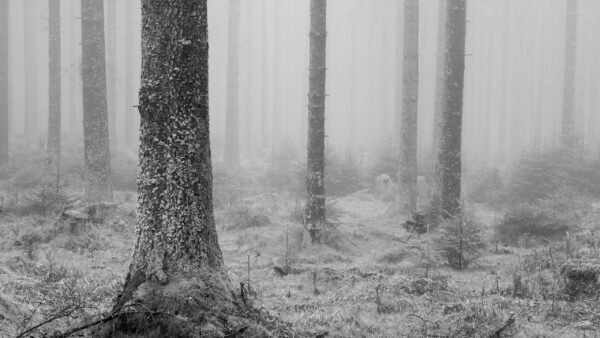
[260,0,269,149]
[432,0,447,199]
[398,0,419,213]
[562,0,578,149]
[439,0,467,218]
[98,2,279,336]
[105,0,118,150]
[47,0,61,169]
[306,0,327,243]
[81,0,112,202]
[23,0,38,137]
[224,0,240,167]
[0,0,8,164]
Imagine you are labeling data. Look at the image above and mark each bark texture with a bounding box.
[432,0,447,198]
[562,0,578,149]
[96,2,285,336]
[438,0,467,218]
[224,0,241,167]
[306,0,327,243]
[81,0,112,202]
[0,0,7,164]
[48,0,61,167]
[398,0,419,213]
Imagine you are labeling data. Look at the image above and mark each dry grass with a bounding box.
[0,187,599,337]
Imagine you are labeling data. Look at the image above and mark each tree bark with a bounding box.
[95,2,281,336]
[81,0,112,202]
[562,0,578,149]
[0,0,8,164]
[398,0,419,214]
[438,0,467,219]
[432,0,447,196]
[47,0,61,168]
[224,0,241,167]
[306,0,327,243]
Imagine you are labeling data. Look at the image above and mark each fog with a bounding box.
[3,0,599,167]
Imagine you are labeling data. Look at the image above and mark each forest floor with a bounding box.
[0,162,599,337]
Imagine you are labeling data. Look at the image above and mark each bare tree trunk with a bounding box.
[306,0,327,243]
[433,1,448,149]
[123,0,139,149]
[0,0,8,164]
[398,0,418,214]
[224,0,240,167]
[95,2,280,335]
[81,0,112,202]
[23,0,38,137]
[439,0,467,219]
[271,1,282,154]
[432,0,447,196]
[562,0,579,149]
[68,1,81,139]
[393,1,403,146]
[260,0,269,149]
[47,0,61,168]
[105,0,118,150]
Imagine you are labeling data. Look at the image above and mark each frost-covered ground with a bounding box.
[0,152,599,337]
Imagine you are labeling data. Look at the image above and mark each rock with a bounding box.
[371,174,398,201]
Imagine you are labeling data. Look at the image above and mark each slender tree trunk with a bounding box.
[23,0,38,137]
[271,1,282,153]
[433,0,447,159]
[123,0,138,149]
[398,0,418,214]
[439,0,467,219]
[97,2,278,335]
[224,0,240,167]
[68,1,81,139]
[47,0,61,169]
[0,0,8,164]
[81,0,112,202]
[306,0,327,243]
[260,0,269,149]
[393,1,403,146]
[562,0,578,149]
[105,0,118,150]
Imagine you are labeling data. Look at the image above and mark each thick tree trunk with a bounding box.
[562,0,578,149]
[398,0,419,214]
[0,0,8,164]
[47,0,61,168]
[393,1,403,146]
[94,2,282,336]
[224,0,241,167]
[438,0,467,219]
[306,0,327,243]
[271,1,282,154]
[81,0,112,202]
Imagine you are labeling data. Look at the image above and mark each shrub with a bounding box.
[505,149,600,204]
[494,204,574,245]
[325,149,367,197]
[437,212,486,270]
[465,166,504,204]
[368,145,399,181]
[223,207,270,230]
